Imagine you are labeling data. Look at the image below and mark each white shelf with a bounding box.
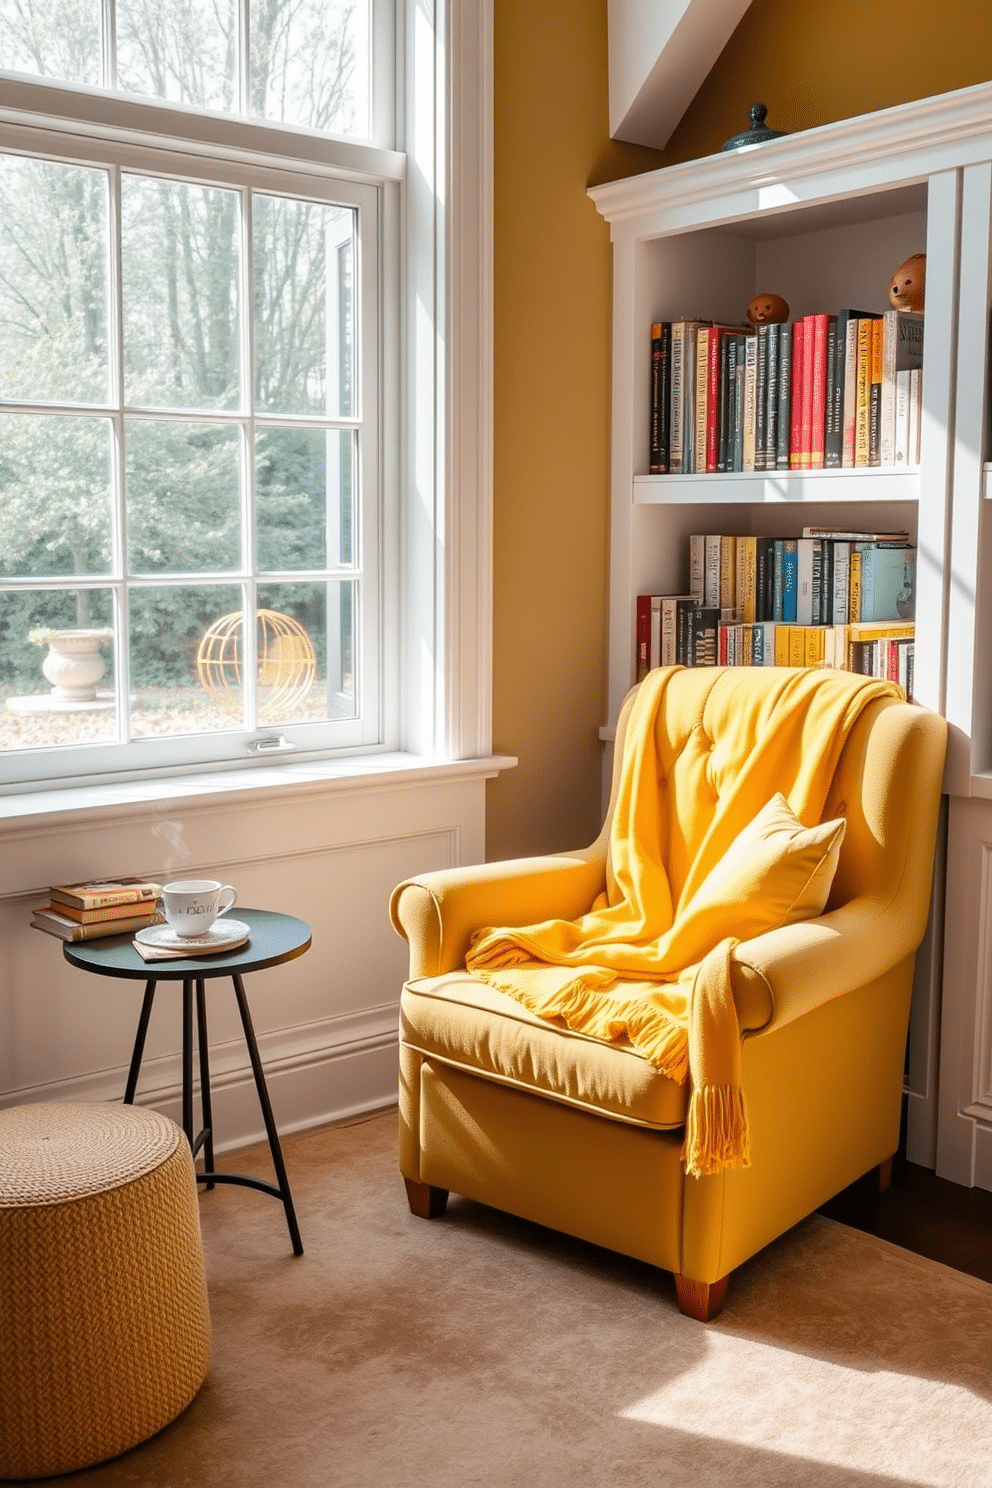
[633,468,920,506]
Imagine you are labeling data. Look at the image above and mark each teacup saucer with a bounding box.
[135,919,251,954]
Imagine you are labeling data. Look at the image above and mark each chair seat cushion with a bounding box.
[401,973,687,1130]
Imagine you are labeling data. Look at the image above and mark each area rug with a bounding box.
[34,1110,992,1488]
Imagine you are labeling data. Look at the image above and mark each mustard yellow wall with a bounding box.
[487,0,992,862]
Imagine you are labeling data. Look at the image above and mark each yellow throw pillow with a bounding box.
[671,793,846,956]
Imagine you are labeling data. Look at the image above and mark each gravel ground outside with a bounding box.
[0,685,331,752]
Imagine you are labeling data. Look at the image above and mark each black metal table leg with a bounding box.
[230,971,304,1256]
[123,980,157,1105]
[181,977,195,1147]
[194,977,215,1188]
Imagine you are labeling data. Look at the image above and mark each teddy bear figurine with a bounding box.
[888,253,925,313]
[746,292,789,325]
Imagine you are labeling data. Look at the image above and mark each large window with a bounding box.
[0,0,396,786]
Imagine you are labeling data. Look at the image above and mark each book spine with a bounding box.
[719,333,736,472]
[776,322,792,470]
[809,313,830,470]
[650,323,663,472]
[831,541,851,624]
[31,909,163,941]
[842,317,860,467]
[694,328,710,474]
[706,328,723,473]
[869,317,884,466]
[735,527,748,619]
[743,334,758,472]
[775,626,791,666]
[703,533,721,607]
[782,538,798,624]
[880,309,898,468]
[765,320,780,471]
[789,626,806,666]
[754,324,769,471]
[684,324,701,471]
[660,599,685,665]
[800,315,816,469]
[719,534,736,615]
[733,333,747,471]
[635,594,652,680]
[670,323,685,472]
[796,538,815,626]
[811,540,823,626]
[849,549,862,623]
[825,313,846,468]
[805,626,826,667]
[741,536,757,624]
[855,319,873,467]
[909,366,922,463]
[648,596,662,670]
[689,534,706,603]
[789,318,806,469]
[894,368,911,465]
[50,887,158,910]
[772,538,784,623]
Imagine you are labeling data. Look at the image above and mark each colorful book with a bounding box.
[31,908,165,941]
[49,878,163,910]
[776,321,792,470]
[827,310,874,468]
[854,318,875,467]
[809,313,832,470]
[790,318,806,469]
[649,322,671,473]
[868,317,884,465]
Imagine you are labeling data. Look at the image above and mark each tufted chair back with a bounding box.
[598,668,934,948]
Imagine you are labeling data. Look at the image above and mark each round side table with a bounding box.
[64,907,311,1255]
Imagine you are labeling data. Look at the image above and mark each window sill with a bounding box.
[0,751,518,834]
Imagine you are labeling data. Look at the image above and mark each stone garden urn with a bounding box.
[28,628,114,703]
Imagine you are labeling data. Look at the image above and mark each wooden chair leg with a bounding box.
[878,1156,894,1193]
[674,1272,730,1322]
[404,1178,449,1219]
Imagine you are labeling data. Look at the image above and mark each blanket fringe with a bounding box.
[682,1084,751,1178]
[481,969,690,1086]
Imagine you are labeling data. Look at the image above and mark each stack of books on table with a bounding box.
[31,878,164,941]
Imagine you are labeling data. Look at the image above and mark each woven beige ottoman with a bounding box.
[0,1101,211,1481]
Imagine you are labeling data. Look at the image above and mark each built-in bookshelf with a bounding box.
[589,81,992,1176]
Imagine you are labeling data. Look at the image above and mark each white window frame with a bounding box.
[0,0,495,799]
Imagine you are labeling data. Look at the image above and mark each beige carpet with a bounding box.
[29,1110,992,1488]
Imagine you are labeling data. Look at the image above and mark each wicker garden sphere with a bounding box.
[196,610,316,713]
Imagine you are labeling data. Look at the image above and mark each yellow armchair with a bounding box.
[390,667,946,1320]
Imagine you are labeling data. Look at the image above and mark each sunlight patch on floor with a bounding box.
[618,1331,992,1487]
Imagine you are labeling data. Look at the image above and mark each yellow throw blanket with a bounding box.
[466,666,902,1177]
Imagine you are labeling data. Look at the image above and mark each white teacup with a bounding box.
[162,878,237,938]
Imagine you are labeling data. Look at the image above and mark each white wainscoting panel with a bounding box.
[0,763,497,1150]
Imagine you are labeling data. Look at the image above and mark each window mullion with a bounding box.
[238,0,251,120]
[241,185,258,728]
[103,0,118,92]
[108,160,131,744]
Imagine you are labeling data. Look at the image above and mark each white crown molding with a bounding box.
[591,79,992,237]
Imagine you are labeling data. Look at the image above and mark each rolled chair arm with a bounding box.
[734,893,928,1035]
[390,853,606,980]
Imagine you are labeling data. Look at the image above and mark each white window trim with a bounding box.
[0,0,500,813]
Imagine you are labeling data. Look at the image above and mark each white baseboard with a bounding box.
[1,1005,401,1154]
